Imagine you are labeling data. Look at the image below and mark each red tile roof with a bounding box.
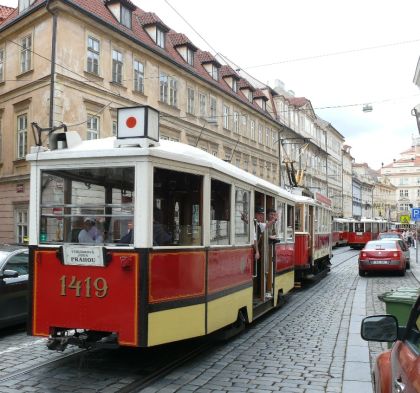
[0,0,274,121]
[238,78,255,91]
[253,89,268,100]
[289,97,309,107]
[197,50,221,66]
[0,5,13,23]
[105,0,136,11]
[220,65,240,79]
[167,32,197,51]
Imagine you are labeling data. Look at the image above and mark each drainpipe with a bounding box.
[46,0,57,128]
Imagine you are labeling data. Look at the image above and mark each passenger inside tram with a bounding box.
[78,217,103,243]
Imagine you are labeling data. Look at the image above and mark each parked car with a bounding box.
[377,232,411,269]
[358,240,407,276]
[0,245,29,329]
[361,294,420,393]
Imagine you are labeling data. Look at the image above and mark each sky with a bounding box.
[3,0,420,169]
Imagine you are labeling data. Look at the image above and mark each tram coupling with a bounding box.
[47,330,119,351]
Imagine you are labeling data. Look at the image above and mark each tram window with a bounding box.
[365,223,372,232]
[40,167,135,245]
[234,188,250,244]
[154,168,202,246]
[286,204,294,241]
[277,202,285,241]
[355,223,363,232]
[211,179,231,245]
[295,205,304,232]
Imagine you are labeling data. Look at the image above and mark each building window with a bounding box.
[17,113,27,159]
[250,120,255,140]
[87,114,100,140]
[258,125,263,144]
[19,0,33,13]
[232,79,237,93]
[265,128,270,145]
[16,208,28,244]
[20,35,32,74]
[210,96,217,121]
[199,93,206,117]
[247,90,253,102]
[186,48,194,66]
[112,49,123,84]
[156,28,165,48]
[121,6,132,29]
[112,120,117,136]
[261,100,266,111]
[87,36,100,75]
[0,117,2,161]
[187,87,195,114]
[233,112,239,133]
[133,59,144,93]
[160,72,177,107]
[210,64,219,81]
[223,105,229,129]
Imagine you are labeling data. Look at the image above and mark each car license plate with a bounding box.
[371,260,388,265]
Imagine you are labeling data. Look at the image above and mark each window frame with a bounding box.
[112,49,123,84]
[15,207,28,244]
[133,59,144,93]
[16,113,28,159]
[20,34,32,74]
[87,36,100,75]
[87,114,100,140]
[0,47,4,82]
[187,87,195,115]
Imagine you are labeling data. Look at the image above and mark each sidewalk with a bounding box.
[343,245,420,393]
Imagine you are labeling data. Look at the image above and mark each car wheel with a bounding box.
[398,268,406,277]
[406,261,410,269]
[359,269,365,277]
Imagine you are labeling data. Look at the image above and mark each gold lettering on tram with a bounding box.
[60,275,109,298]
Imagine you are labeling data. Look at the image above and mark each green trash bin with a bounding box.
[378,287,420,327]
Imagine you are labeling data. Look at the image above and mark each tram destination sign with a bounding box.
[63,245,105,267]
[411,208,420,221]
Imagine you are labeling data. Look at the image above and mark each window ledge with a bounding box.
[13,158,27,165]
[84,70,103,81]
[132,89,147,99]
[109,81,127,90]
[16,69,34,79]
[158,101,180,112]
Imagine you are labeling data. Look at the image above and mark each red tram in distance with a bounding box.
[332,217,357,247]
[347,218,389,249]
[26,108,333,351]
[293,193,332,282]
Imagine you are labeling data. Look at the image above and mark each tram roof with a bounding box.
[27,137,294,200]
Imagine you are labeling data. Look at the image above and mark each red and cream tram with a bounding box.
[347,218,389,249]
[293,193,332,283]
[27,109,298,350]
[332,217,355,247]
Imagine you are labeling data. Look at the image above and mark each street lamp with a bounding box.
[411,108,420,135]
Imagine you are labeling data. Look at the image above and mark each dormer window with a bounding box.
[105,0,135,29]
[186,47,194,66]
[232,79,237,93]
[156,28,165,48]
[19,0,35,13]
[210,64,219,80]
[121,6,132,29]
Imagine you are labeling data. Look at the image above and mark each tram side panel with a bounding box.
[274,242,295,297]
[147,250,206,346]
[206,247,253,333]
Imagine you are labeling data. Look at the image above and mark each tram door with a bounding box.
[253,192,274,301]
[308,205,314,263]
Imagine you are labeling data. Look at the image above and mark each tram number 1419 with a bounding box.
[60,276,109,298]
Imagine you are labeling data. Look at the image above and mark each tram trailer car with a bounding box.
[348,218,389,249]
[27,127,297,351]
[332,218,353,247]
[293,194,332,283]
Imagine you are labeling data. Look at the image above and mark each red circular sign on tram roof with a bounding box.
[126,116,137,128]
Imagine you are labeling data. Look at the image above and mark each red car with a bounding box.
[361,295,420,393]
[358,240,406,276]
